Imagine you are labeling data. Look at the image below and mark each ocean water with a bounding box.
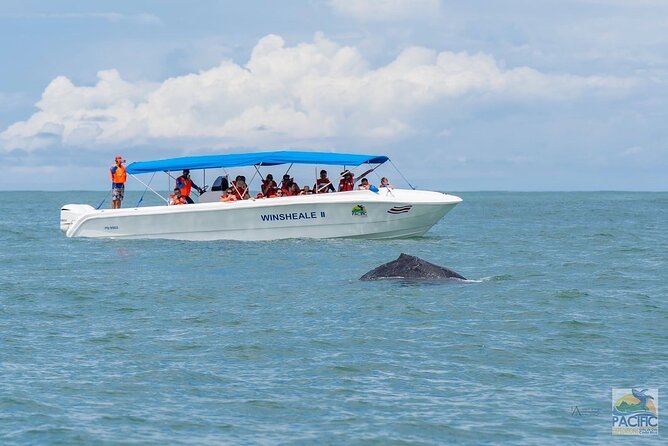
[1,191,666,445]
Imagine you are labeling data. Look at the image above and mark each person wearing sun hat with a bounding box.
[109,155,127,209]
[338,169,354,192]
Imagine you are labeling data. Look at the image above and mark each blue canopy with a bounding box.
[126,150,389,174]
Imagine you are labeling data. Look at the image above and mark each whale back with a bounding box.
[360,253,466,281]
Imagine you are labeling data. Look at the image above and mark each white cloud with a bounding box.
[328,0,442,21]
[0,33,634,152]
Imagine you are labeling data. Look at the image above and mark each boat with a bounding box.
[60,151,462,241]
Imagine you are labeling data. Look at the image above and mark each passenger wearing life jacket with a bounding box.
[175,169,204,204]
[220,188,237,202]
[109,155,127,209]
[286,182,301,196]
[314,169,335,193]
[261,174,278,197]
[358,178,371,190]
[282,174,299,194]
[231,176,250,200]
[169,188,187,205]
[338,170,354,192]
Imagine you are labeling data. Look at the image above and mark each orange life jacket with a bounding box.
[170,194,186,205]
[262,179,277,196]
[316,177,331,193]
[177,176,193,197]
[232,181,248,200]
[339,176,354,191]
[281,180,292,194]
[110,165,127,184]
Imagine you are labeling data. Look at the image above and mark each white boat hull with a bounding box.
[61,189,461,241]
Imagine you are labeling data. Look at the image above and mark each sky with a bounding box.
[0,0,666,191]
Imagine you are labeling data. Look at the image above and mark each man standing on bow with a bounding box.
[175,169,204,204]
[109,155,127,209]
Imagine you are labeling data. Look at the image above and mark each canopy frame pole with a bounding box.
[332,169,352,192]
[314,165,333,193]
[248,165,260,184]
[230,179,247,200]
[317,180,334,193]
[221,167,231,191]
[283,163,294,179]
[130,173,169,204]
[253,164,265,181]
[226,170,248,199]
[96,189,112,209]
[353,162,382,185]
[314,165,333,194]
[389,159,415,190]
[253,164,267,196]
[135,172,156,207]
[247,167,259,197]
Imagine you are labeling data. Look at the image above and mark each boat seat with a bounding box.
[211,175,229,191]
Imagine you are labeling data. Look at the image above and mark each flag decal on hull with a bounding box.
[387,205,412,214]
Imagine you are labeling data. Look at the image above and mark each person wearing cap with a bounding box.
[109,155,127,208]
[175,169,204,204]
[338,170,354,192]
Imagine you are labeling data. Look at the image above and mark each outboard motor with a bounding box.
[60,204,95,233]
